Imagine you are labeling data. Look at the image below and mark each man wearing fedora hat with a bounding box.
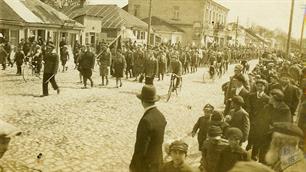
[41,42,60,97]
[130,85,167,172]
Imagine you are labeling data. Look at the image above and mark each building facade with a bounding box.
[128,0,229,47]
[0,0,83,50]
[64,4,149,47]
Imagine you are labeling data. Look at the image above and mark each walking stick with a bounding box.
[44,74,55,84]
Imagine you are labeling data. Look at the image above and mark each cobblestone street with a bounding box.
[0,60,256,172]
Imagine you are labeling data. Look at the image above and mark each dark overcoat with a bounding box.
[282,84,301,116]
[130,107,167,172]
[247,92,270,144]
[43,52,59,74]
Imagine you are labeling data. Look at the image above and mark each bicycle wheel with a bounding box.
[166,79,174,102]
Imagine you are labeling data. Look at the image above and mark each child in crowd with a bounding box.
[217,127,249,172]
[200,126,228,172]
[161,140,194,172]
[191,104,214,150]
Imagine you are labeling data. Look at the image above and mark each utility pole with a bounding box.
[235,16,239,47]
[299,9,305,53]
[286,0,295,58]
[147,0,152,49]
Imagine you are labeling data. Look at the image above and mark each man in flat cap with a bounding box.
[41,42,60,97]
[130,85,167,172]
[161,140,193,172]
[264,89,292,124]
[246,79,270,160]
[265,122,306,172]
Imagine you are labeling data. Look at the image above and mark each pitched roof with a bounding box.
[0,0,83,28]
[63,5,148,30]
[142,16,184,33]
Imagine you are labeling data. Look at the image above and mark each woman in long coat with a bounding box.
[112,49,126,88]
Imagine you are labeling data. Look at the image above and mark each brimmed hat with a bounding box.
[169,140,188,153]
[270,89,284,101]
[232,96,245,106]
[255,79,267,86]
[203,104,214,111]
[226,127,243,140]
[136,85,160,103]
[208,126,223,137]
[271,122,303,139]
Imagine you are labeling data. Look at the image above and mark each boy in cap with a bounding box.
[161,140,193,172]
[217,127,249,172]
[191,104,214,150]
[225,96,250,143]
[201,126,228,172]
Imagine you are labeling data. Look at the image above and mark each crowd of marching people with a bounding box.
[129,49,306,172]
[1,33,306,172]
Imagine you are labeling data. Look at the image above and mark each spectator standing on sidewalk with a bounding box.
[130,85,167,172]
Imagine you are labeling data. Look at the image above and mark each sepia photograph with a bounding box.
[0,0,305,171]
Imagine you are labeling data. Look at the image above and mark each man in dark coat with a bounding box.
[143,50,158,81]
[41,42,59,96]
[97,43,111,86]
[224,74,249,115]
[14,46,25,75]
[246,79,270,160]
[125,48,134,79]
[225,96,250,143]
[79,44,95,88]
[279,73,301,118]
[266,89,292,124]
[130,85,167,172]
[133,47,145,81]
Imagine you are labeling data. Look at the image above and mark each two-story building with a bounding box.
[127,0,229,47]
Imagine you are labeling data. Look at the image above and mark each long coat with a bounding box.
[228,108,250,142]
[113,53,126,78]
[43,52,59,74]
[282,84,301,116]
[130,107,167,172]
[247,92,270,143]
[192,115,211,150]
[144,57,158,77]
[79,51,95,69]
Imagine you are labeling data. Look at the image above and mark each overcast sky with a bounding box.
[90,0,305,39]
